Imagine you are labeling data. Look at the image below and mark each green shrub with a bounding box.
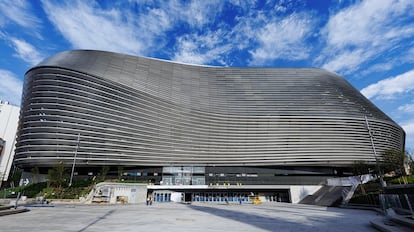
[349,193,380,206]
[1,179,94,199]
[22,182,47,198]
[388,175,414,184]
[38,185,92,199]
[39,187,64,199]
[0,188,20,198]
[69,179,94,188]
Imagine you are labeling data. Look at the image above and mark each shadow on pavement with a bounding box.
[77,209,116,232]
[188,204,310,231]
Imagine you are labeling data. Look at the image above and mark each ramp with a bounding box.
[299,186,349,206]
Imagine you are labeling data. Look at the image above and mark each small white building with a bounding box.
[90,182,147,204]
[0,101,20,186]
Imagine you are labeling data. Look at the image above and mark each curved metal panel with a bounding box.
[15,50,405,168]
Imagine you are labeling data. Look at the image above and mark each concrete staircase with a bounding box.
[299,186,349,207]
[0,205,29,216]
[300,175,374,207]
[371,213,414,232]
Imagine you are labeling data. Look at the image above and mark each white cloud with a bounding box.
[228,0,257,9]
[322,49,373,75]
[403,122,414,135]
[41,0,321,66]
[403,46,414,63]
[0,0,41,29]
[320,0,414,74]
[249,13,315,65]
[361,69,414,99]
[136,0,223,29]
[401,122,414,149]
[0,69,23,106]
[10,37,44,65]
[398,103,414,113]
[182,1,223,27]
[138,8,171,36]
[41,0,226,56]
[360,62,394,77]
[173,31,232,65]
[41,0,145,55]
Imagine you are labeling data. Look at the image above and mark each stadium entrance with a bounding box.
[150,188,291,203]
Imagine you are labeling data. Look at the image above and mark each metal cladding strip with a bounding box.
[14,50,405,168]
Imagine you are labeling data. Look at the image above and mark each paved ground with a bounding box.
[0,202,381,232]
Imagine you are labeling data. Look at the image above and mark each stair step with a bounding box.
[0,205,13,211]
[390,215,414,229]
[299,186,346,207]
[371,218,413,232]
[0,208,30,216]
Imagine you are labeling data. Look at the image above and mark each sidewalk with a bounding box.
[0,202,381,232]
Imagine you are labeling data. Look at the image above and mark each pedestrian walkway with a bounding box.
[0,202,380,231]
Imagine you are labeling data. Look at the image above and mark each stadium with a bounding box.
[14,50,405,203]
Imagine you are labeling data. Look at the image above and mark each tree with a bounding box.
[9,166,22,188]
[406,149,413,175]
[117,166,123,181]
[381,150,406,175]
[100,166,110,181]
[381,149,410,184]
[31,167,40,183]
[47,162,67,189]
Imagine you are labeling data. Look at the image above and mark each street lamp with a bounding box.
[69,133,80,187]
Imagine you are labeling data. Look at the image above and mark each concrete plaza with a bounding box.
[0,202,381,232]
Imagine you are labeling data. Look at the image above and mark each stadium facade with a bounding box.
[15,50,405,203]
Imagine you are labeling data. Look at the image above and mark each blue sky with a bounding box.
[0,0,414,150]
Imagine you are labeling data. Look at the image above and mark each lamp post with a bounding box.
[69,133,80,187]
